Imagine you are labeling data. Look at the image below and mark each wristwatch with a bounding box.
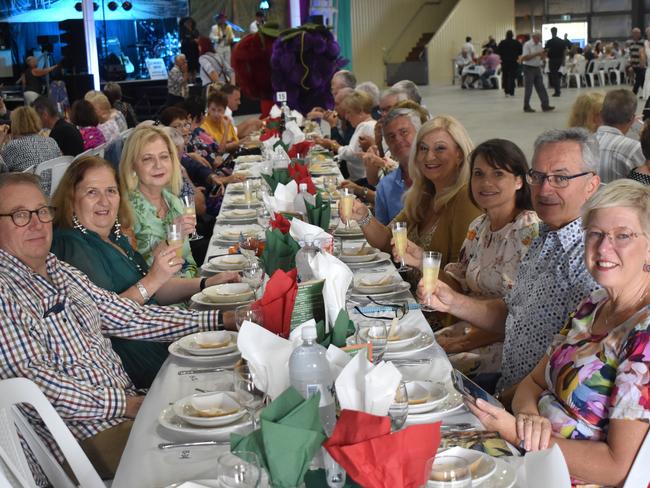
[357,207,373,227]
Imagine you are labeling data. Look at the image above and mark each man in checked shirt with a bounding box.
[0,172,226,481]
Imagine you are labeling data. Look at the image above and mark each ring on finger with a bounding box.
[168,259,174,266]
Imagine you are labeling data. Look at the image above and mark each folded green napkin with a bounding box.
[305,192,331,232]
[260,228,300,275]
[262,168,292,193]
[231,387,326,488]
[316,309,355,348]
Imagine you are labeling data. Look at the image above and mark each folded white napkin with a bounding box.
[335,352,402,416]
[271,145,291,168]
[263,180,298,213]
[289,218,333,245]
[524,444,571,488]
[269,104,282,118]
[237,321,294,399]
[326,345,351,380]
[282,119,306,147]
[309,252,353,330]
[290,109,304,128]
[262,136,279,159]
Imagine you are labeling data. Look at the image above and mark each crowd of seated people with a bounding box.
[0,56,649,487]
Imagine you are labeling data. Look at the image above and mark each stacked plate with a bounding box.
[168,330,241,363]
[426,447,516,488]
[403,383,465,425]
[343,251,391,268]
[202,254,249,273]
[235,155,263,164]
[333,223,364,238]
[228,180,262,193]
[309,163,339,176]
[227,196,262,208]
[338,245,380,264]
[384,333,435,359]
[350,272,410,298]
[215,227,260,242]
[192,283,255,307]
[220,209,257,224]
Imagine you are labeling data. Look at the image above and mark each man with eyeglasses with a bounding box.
[421,128,601,402]
[0,173,225,479]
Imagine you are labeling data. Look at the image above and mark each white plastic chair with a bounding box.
[119,128,134,142]
[623,428,650,487]
[607,59,624,85]
[567,58,587,89]
[489,65,502,90]
[585,59,600,87]
[73,143,106,162]
[0,378,104,488]
[24,156,74,196]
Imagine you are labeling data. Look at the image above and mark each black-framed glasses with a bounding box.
[0,206,55,227]
[354,296,409,321]
[526,169,594,189]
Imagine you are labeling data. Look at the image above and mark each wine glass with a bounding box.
[356,320,388,364]
[241,260,265,298]
[421,251,442,312]
[233,363,267,430]
[392,221,411,272]
[388,381,409,431]
[235,303,264,330]
[257,207,271,230]
[180,194,203,241]
[323,175,338,203]
[425,455,472,487]
[339,188,356,230]
[217,451,261,488]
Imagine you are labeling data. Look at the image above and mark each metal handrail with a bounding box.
[383,0,440,64]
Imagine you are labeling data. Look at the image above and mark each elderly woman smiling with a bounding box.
[120,125,199,278]
[468,179,650,486]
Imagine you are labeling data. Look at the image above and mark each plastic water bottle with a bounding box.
[289,326,346,487]
[294,182,309,215]
[295,238,320,282]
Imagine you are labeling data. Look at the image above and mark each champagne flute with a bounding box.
[180,194,203,241]
[324,175,338,203]
[392,221,411,271]
[425,455,472,487]
[217,451,261,488]
[241,260,265,299]
[235,303,264,330]
[421,251,442,312]
[356,320,388,364]
[340,188,356,230]
[165,222,184,258]
[243,179,255,209]
[233,363,267,430]
[388,381,409,431]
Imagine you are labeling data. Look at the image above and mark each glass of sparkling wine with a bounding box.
[180,194,202,241]
[243,179,255,209]
[392,221,410,271]
[324,175,338,202]
[421,251,442,312]
[165,222,184,258]
[340,188,355,229]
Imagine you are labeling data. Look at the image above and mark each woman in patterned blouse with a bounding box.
[468,180,650,487]
[70,99,106,150]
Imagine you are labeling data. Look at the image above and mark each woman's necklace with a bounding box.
[156,198,168,219]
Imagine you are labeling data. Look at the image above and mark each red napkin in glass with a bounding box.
[288,163,317,194]
[260,118,282,141]
[270,212,291,234]
[324,410,441,488]
[253,268,298,338]
[288,140,314,158]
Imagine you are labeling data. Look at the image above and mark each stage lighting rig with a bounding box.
[74,2,82,11]
[122,1,132,11]
[108,1,118,10]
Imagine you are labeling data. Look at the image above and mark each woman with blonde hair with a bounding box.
[568,91,605,133]
[346,115,481,273]
[85,90,127,142]
[120,125,198,278]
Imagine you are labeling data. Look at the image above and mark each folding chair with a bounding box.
[24,156,74,196]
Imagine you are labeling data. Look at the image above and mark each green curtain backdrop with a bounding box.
[336,0,352,70]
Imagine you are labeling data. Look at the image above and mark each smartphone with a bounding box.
[451,370,502,408]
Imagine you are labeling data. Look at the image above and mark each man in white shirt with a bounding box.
[249,11,264,33]
[463,36,476,62]
[221,84,263,139]
[521,32,554,113]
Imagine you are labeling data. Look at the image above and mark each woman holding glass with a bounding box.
[50,156,239,387]
[467,180,650,487]
[344,115,482,282]
[119,125,199,278]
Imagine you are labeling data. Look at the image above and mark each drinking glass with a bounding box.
[392,222,411,272]
[356,321,388,364]
[233,363,267,430]
[241,260,265,298]
[239,237,259,263]
[425,455,472,487]
[243,180,255,209]
[388,381,409,431]
[339,188,356,230]
[257,207,271,230]
[217,450,261,488]
[165,222,184,258]
[421,251,442,312]
[235,303,264,330]
[180,194,203,241]
[323,175,338,202]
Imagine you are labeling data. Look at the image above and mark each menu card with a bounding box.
[290,279,326,329]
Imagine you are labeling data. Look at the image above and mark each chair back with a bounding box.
[74,143,106,162]
[24,156,74,196]
[0,378,104,488]
[623,427,650,487]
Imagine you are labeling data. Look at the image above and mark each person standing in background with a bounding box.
[249,11,265,33]
[18,56,58,106]
[521,32,554,113]
[497,30,522,98]
[629,28,645,96]
[179,17,199,81]
[545,27,567,98]
[210,13,234,65]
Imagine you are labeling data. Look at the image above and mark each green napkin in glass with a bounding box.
[262,168,292,193]
[260,228,300,275]
[305,192,331,232]
[316,309,355,348]
[231,387,326,488]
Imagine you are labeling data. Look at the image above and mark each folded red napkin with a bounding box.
[324,410,441,488]
[253,268,298,338]
[288,140,314,158]
[288,163,317,194]
[270,212,291,234]
[260,117,282,141]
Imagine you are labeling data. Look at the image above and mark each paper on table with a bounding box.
[335,353,403,416]
[237,321,294,399]
[524,444,571,488]
[326,344,352,380]
[289,218,332,244]
[282,120,306,147]
[309,252,353,331]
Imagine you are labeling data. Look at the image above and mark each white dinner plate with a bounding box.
[227,197,263,208]
[168,340,241,364]
[386,328,421,348]
[177,331,238,356]
[383,333,435,359]
[202,254,249,272]
[404,381,449,414]
[191,293,255,309]
[344,252,392,268]
[428,447,497,487]
[215,228,261,242]
[158,405,249,440]
[354,274,402,294]
[404,387,464,425]
[172,391,246,427]
[487,458,517,488]
[349,281,411,298]
[219,210,258,224]
[201,283,254,304]
[164,480,219,488]
[339,247,380,263]
[333,226,364,238]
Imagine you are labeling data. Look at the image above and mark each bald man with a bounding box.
[167,54,189,105]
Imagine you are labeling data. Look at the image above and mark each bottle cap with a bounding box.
[299,183,308,192]
[302,326,317,340]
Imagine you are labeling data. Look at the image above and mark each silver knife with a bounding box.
[178,368,228,376]
[158,440,229,449]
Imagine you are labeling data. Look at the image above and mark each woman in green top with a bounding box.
[51,156,239,388]
[120,125,198,278]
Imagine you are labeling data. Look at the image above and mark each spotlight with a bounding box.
[108,1,118,10]
[74,2,82,11]
[122,1,132,11]
[93,2,99,11]
[259,1,270,9]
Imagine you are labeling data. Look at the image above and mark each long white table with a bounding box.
[112,156,525,487]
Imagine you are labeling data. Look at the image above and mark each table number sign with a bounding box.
[276,91,287,102]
